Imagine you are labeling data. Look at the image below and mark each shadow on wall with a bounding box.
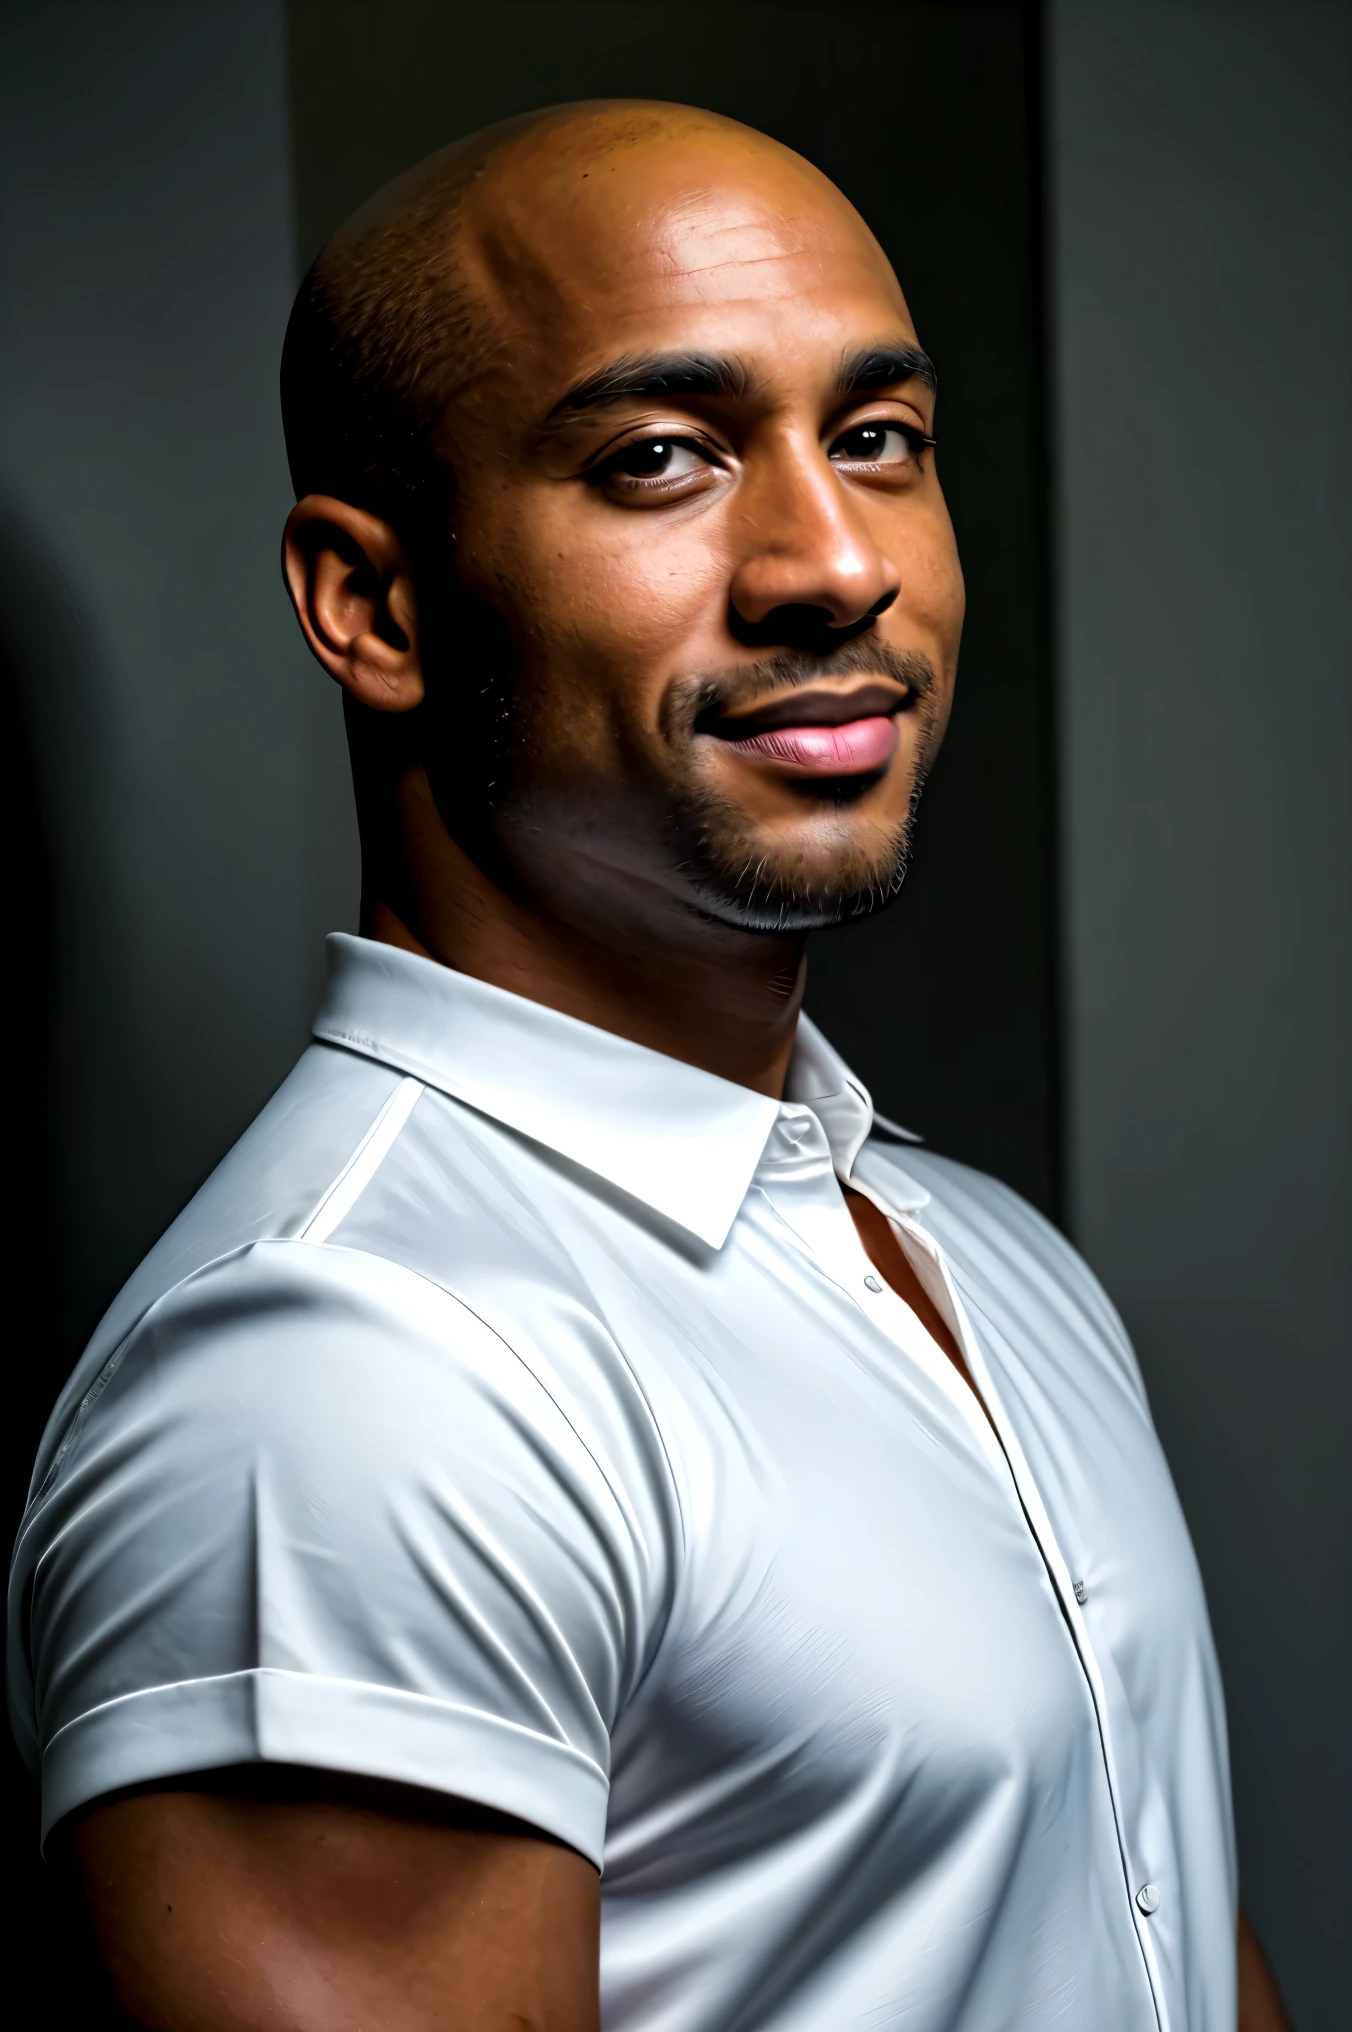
[0,500,138,2023]
[0,498,116,1513]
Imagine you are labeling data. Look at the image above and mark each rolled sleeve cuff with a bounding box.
[39,1667,610,1867]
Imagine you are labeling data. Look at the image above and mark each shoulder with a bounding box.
[30,1043,412,1483]
[10,1233,679,1828]
[860,1138,1147,1407]
[30,1046,680,1535]
[27,1233,678,1576]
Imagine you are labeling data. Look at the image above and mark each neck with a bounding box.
[364,766,807,1100]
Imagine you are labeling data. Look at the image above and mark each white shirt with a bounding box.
[8,933,1236,2031]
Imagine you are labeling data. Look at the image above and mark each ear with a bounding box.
[282,495,424,712]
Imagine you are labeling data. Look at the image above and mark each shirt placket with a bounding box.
[756,1111,1004,1469]
[759,1107,1172,2032]
[863,1183,1172,2032]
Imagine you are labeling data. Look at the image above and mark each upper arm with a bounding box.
[73,1779,599,2032]
[16,1239,676,1861]
[1237,1908,1292,2032]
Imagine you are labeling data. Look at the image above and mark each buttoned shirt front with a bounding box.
[9,934,1235,2031]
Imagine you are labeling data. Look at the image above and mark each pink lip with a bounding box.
[722,715,899,775]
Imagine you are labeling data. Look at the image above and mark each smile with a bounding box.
[702,679,907,778]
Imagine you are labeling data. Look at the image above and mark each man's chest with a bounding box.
[594,1224,1122,1866]
[592,1195,1207,1887]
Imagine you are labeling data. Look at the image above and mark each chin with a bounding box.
[676,799,915,935]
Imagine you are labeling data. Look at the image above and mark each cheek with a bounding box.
[550,517,727,655]
[474,501,730,730]
[908,506,965,654]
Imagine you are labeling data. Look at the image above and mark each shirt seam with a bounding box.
[313,1030,770,1249]
[42,1665,610,1773]
[291,1236,689,1706]
[24,1234,686,1738]
[28,1081,422,1513]
[297,1075,426,1242]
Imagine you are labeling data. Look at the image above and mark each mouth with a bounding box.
[699,679,908,779]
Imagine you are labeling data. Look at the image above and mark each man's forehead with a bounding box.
[451,125,902,366]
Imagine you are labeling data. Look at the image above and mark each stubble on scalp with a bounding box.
[281,100,751,533]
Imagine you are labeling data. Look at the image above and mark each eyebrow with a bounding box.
[544,337,937,427]
[546,351,752,423]
[838,343,937,397]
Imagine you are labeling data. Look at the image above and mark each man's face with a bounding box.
[428,122,965,936]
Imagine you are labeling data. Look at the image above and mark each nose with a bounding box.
[727,444,901,636]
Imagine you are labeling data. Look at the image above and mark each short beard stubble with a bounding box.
[418,581,946,938]
[662,641,946,934]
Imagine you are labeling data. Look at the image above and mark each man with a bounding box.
[8,102,1288,2030]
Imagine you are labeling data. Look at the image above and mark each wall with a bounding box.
[0,0,354,2000]
[2,0,1343,2020]
[1050,3,1351,2022]
[0,0,356,1392]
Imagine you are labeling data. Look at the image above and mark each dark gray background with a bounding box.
[1,1,356,2004]
[1,2,1346,2023]
[1052,4,1350,2016]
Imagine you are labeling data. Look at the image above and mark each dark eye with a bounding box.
[602,437,709,483]
[829,422,929,467]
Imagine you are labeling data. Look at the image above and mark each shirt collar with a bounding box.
[313,933,922,1247]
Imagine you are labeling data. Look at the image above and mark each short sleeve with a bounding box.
[11,1239,677,1862]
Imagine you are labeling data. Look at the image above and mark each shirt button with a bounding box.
[1136,1883,1161,1916]
[1073,1579,1088,1604]
[863,1274,883,1293]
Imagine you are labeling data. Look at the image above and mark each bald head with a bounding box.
[281,97,959,950]
[281,100,895,532]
